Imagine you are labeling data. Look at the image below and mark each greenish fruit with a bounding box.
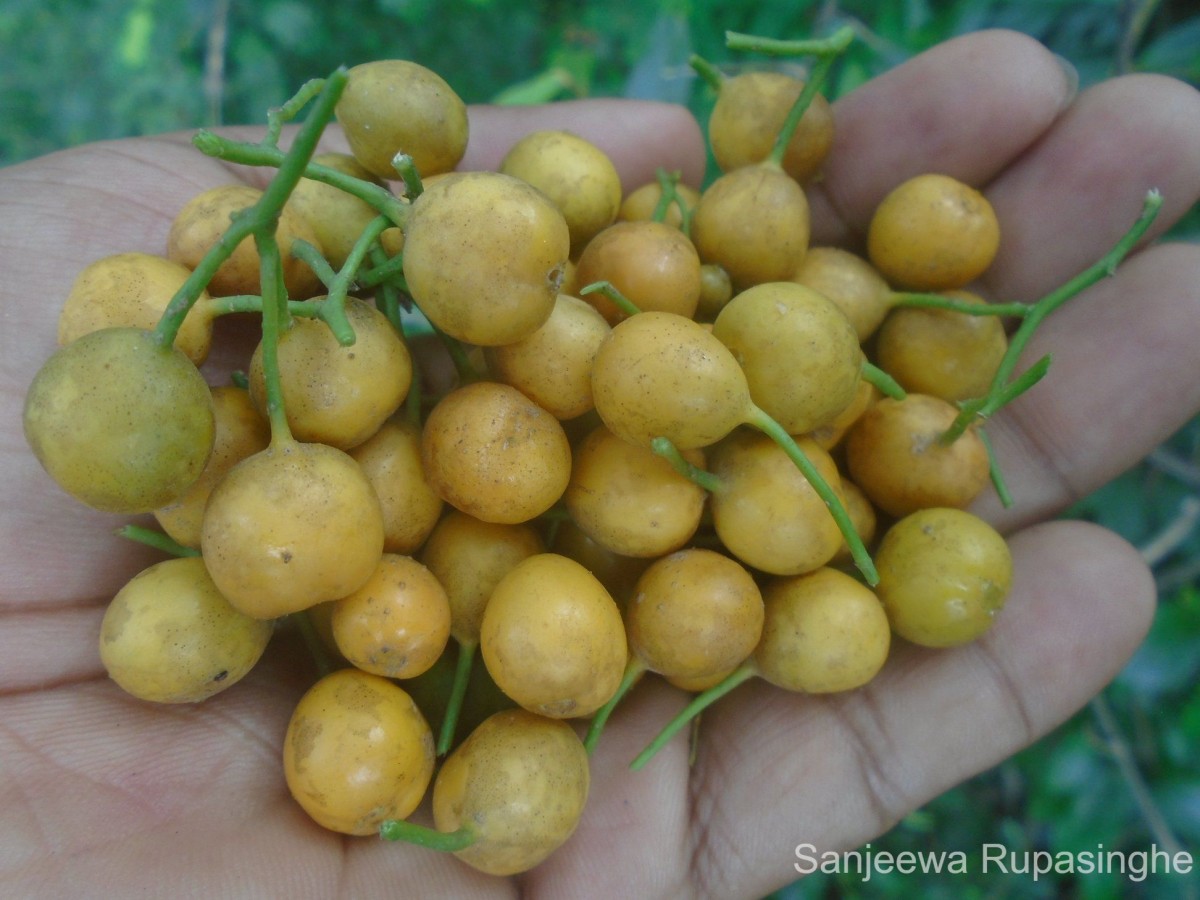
[23,326,215,513]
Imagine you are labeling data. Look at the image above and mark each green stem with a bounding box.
[437,640,477,756]
[379,819,477,852]
[288,239,338,291]
[942,189,1162,442]
[264,77,327,147]
[358,250,408,290]
[724,25,854,170]
[889,292,1030,318]
[580,280,642,318]
[687,53,725,93]
[256,233,294,445]
[403,332,424,429]
[725,26,856,58]
[392,152,424,199]
[207,294,356,346]
[651,168,690,233]
[941,353,1052,445]
[630,663,757,771]
[207,294,273,316]
[650,437,724,493]
[191,136,409,227]
[767,56,838,168]
[293,609,336,678]
[367,245,407,329]
[315,214,393,347]
[979,426,1013,509]
[434,326,483,385]
[115,525,201,558]
[584,657,647,755]
[745,404,878,585]
[156,69,350,349]
[860,360,906,400]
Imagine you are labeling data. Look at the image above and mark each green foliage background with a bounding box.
[3,1,1198,897]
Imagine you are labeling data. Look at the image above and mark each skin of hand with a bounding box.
[2,28,1199,900]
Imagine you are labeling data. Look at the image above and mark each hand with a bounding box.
[2,29,1198,899]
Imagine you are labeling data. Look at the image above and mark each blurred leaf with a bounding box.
[1151,775,1200,843]
[261,1,319,52]
[491,67,579,105]
[1138,15,1200,79]
[117,3,154,68]
[624,5,693,103]
[376,0,432,25]
[1117,590,1200,698]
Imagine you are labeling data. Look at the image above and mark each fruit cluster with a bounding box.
[21,27,1159,878]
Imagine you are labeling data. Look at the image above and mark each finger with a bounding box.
[462,99,707,191]
[673,520,1153,898]
[975,241,1200,531]
[981,73,1200,302]
[808,29,1077,247]
[189,98,709,194]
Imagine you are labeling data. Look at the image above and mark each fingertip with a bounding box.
[999,519,1156,702]
[809,28,1076,245]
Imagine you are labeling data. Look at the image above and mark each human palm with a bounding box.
[3,30,1200,899]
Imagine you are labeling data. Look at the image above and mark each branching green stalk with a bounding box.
[651,167,691,234]
[115,525,201,558]
[630,664,757,771]
[358,250,408,290]
[367,245,407,330]
[378,820,476,852]
[315,214,394,346]
[289,239,339,291]
[191,137,410,227]
[723,25,854,169]
[155,69,351,349]
[264,77,327,147]
[207,294,355,346]
[580,280,641,318]
[940,190,1162,443]
[860,360,906,400]
[725,26,856,58]
[651,437,724,493]
[745,404,878,585]
[942,354,1053,446]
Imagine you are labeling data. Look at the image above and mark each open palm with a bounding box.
[3,30,1200,899]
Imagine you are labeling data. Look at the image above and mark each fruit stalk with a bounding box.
[746,405,879,585]
[437,640,478,756]
[154,69,351,350]
[630,664,757,770]
[940,189,1162,444]
[378,819,476,852]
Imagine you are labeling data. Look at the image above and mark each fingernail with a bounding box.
[1053,53,1080,109]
